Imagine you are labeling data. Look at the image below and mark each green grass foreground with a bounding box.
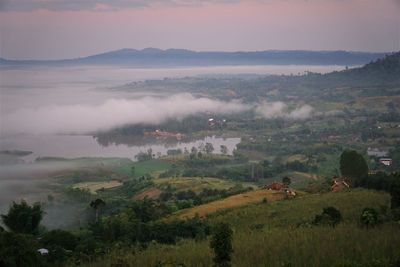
[83,189,400,267]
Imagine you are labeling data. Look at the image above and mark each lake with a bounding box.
[0,134,241,162]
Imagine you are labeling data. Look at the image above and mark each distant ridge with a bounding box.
[322,51,400,84]
[0,48,391,67]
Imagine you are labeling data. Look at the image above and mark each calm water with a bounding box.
[0,134,240,162]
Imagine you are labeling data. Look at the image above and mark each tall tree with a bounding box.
[90,199,106,223]
[282,176,292,187]
[340,150,369,186]
[205,143,214,154]
[210,222,233,267]
[1,200,44,234]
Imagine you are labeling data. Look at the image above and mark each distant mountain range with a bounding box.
[0,48,391,67]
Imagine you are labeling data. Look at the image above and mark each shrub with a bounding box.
[360,208,379,228]
[313,206,342,227]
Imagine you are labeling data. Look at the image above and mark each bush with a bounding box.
[0,231,44,267]
[40,229,78,250]
[313,206,342,227]
[360,208,379,228]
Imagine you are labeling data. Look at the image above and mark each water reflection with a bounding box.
[0,134,240,162]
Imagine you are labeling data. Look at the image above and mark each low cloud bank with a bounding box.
[2,94,249,135]
[255,101,314,120]
[2,94,317,135]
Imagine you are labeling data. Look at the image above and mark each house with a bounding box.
[331,176,350,192]
[144,130,185,141]
[367,147,388,158]
[208,118,216,127]
[264,181,284,191]
[379,158,393,166]
[37,248,49,255]
[283,188,296,198]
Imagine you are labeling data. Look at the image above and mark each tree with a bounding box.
[130,165,136,177]
[282,176,291,187]
[190,147,198,159]
[205,143,214,154]
[1,200,44,234]
[360,208,379,228]
[340,150,369,186]
[210,222,233,267]
[40,229,78,251]
[90,199,106,223]
[220,145,228,155]
[40,230,78,265]
[390,176,400,210]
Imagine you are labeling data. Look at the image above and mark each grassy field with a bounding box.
[85,189,400,267]
[133,187,163,200]
[72,180,123,194]
[116,159,172,177]
[171,188,285,219]
[133,176,256,200]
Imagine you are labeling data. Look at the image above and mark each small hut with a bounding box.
[331,176,350,192]
[265,181,284,191]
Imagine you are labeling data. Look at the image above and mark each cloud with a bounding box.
[2,94,249,134]
[255,101,314,120]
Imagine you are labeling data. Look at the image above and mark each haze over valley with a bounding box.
[1,0,400,266]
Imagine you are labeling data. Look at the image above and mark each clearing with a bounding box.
[72,180,123,194]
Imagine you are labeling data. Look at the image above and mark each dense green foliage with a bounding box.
[0,231,44,267]
[340,150,369,186]
[1,200,44,234]
[360,208,379,228]
[312,206,342,227]
[210,223,233,267]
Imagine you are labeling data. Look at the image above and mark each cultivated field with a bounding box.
[72,180,123,194]
[173,188,285,219]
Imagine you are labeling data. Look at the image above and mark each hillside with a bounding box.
[319,51,400,85]
[85,189,400,267]
[0,49,388,66]
[172,188,285,219]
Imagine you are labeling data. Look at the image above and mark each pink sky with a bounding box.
[1,0,399,59]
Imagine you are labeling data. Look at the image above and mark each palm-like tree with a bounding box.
[90,198,106,223]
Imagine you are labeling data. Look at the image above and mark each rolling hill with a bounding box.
[0,48,389,67]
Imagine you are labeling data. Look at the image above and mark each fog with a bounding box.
[0,65,335,136]
[2,93,249,135]
[255,101,314,120]
[0,160,80,218]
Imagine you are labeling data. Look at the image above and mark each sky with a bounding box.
[0,0,399,59]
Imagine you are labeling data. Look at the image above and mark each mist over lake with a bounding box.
[0,64,344,160]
